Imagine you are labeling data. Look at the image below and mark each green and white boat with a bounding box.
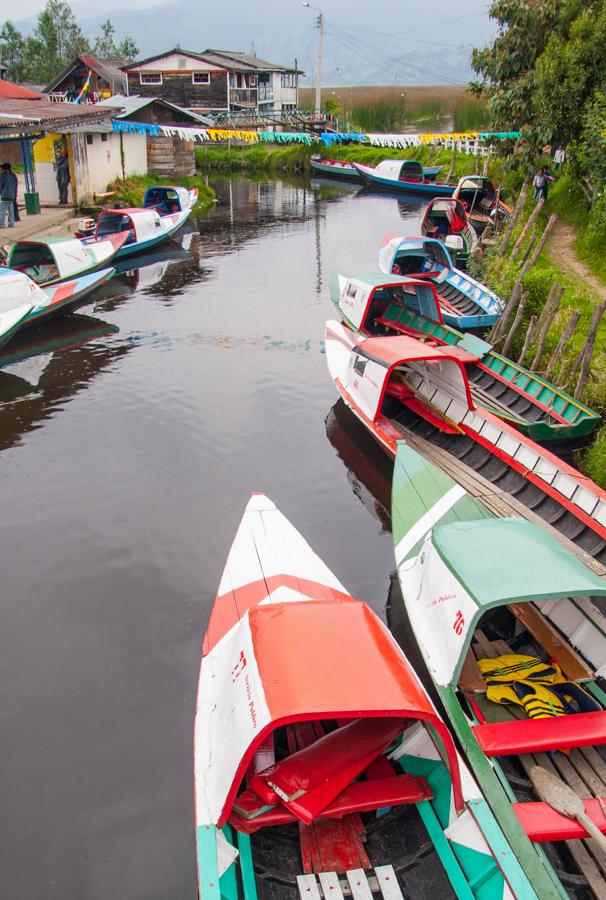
[392,440,606,898]
[7,233,127,287]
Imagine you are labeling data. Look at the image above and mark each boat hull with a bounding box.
[353,163,455,196]
[114,208,193,258]
[24,268,115,330]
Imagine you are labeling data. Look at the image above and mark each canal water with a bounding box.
[0,177,443,899]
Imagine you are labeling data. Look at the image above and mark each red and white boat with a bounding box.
[325,319,606,566]
[193,494,534,899]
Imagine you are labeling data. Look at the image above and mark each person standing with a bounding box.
[56,146,70,205]
[532,168,545,200]
[0,162,17,228]
[554,145,566,171]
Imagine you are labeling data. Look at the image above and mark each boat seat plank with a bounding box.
[507,602,593,683]
[514,798,606,841]
[319,872,345,899]
[346,869,374,900]
[570,749,606,798]
[458,647,486,693]
[301,817,370,875]
[581,746,606,785]
[374,865,405,899]
[297,874,322,899]
[491,639,512,656]
[473,710,606,756]
[473,629,498,659]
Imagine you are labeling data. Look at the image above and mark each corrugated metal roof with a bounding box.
[0,79,43,100]
[0,99,114,134]
[203,49,298,72]
[96,94,211,125]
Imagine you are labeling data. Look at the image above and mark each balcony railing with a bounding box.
[258,84,274,103]
[230,88,257,106]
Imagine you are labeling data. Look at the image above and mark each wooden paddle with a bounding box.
[530,765,606,851]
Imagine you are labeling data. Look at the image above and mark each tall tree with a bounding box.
[93,20,138,61]
[0,21,26,82]
[28,0,90,84]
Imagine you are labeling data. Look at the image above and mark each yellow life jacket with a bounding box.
[477,654,599,720]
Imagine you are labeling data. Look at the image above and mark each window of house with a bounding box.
[86,134,94,145]
[249,75,257,86]
[101,133,108,142]
[140,73,162,85]
[192,72,210,84]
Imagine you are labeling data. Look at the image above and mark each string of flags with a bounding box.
[111,120,519,147]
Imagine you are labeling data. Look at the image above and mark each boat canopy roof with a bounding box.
[8,237,93,279]
[195,494,461,826]
[423,198,468,233]
[374,159,424,182]
[433,518,606,610]
[455,175,497,200]
[0,267,43,313]
[358,332,461,368]
[143,184,190,212]
[379,235,454,275]
[97,208,163,241]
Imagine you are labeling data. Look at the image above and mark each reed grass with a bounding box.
[453,100,490,132]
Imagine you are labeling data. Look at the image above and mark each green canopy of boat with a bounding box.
[433,518,606,609]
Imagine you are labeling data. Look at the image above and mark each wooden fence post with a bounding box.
[544,310,580,379]
[510,198,544,261]
[502,291,529,358]
[518,229,538,268]
[573,301,606,399]
[519,215,557,279]
[498,180,529,256]
[517,315,538,366]
[490,282,521,342]
[530,285,564,371]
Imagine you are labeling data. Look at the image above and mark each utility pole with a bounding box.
[302,2,324,117]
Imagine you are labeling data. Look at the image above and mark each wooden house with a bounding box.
[122,48,300,114]
[45,55,128,103]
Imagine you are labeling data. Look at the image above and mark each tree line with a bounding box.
[471,0,606,206]
[1,0,138,86]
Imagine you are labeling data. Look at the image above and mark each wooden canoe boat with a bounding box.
[0,268,41,351]
[325,319,606,565]
[86,186,196,259]
[194,494,537,899]
[330,272,601,447]
[22,267,115,330]
[353,159,455,195]
[310,157,442,183]
[421,198,479,269]
[453,176,511,234]
[7,233,127,287]
[392,439,606,898]
[379,235,504,332]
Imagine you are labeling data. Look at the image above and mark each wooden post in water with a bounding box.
[520,215,557,279]
[498,180,529,255]
[530,285,564,371]
[502,291,529,358]
[510,198,544,261]
[490,282,521,342]
[544,310,581,379]
[517,315,538,365]
[573,301,606,399]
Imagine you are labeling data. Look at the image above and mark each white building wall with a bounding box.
[72,131,147,201]
[130,53,223,72]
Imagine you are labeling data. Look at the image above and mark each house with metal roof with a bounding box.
[44,55,129,103]
[122,48,300,114]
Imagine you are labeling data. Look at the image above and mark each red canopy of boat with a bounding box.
[194,495,463,827]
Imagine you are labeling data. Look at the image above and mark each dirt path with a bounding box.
[548,219,606,301]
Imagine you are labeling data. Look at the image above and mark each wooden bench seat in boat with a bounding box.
[507,602,593,683]
[297,864,404,900]
[473,709,606,756]
[513,798,606,842]
[229,774,433,833]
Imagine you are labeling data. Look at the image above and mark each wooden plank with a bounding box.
[236,832,259,900]
[507,602,593,682]
[458,646,486,693]
[582,746,606,786]
[297,874,322,900]
[345,869,374,900]
[319,872,345,899]
[473,629,498,658]
[570,749,606,797]
[375,865,405,899]
[492,639,512,656]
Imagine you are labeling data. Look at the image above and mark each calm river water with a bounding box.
[0,177,444,899]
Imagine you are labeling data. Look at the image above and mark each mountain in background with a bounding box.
[15,0,494,86]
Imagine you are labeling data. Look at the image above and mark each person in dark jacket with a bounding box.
[0,162,17,228]
[56,147,70,205]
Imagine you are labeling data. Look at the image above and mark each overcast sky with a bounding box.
[7,0,496,85]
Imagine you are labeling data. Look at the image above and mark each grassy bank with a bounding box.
[545,175,606,286]
[105,174,215,213]
[476,192,606,486]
